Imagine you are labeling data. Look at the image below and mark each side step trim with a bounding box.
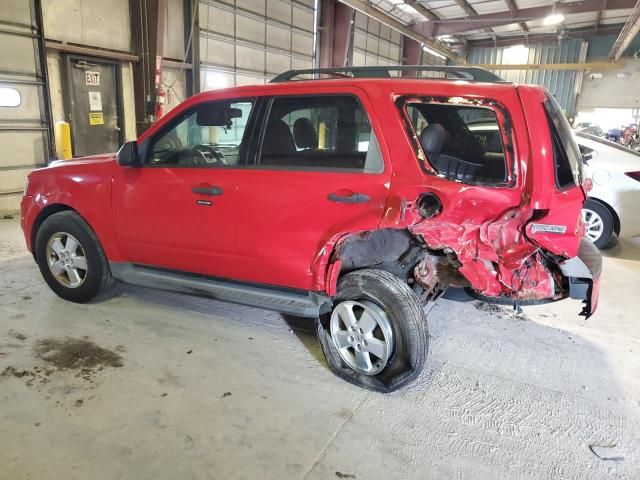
[110,262,332,318]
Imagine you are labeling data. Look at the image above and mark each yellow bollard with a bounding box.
[54,120,72,160]
[318,121,326,149]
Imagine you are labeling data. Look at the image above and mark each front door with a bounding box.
[231,93,391,291]
[65,56,122,156]
[112,98,256,278]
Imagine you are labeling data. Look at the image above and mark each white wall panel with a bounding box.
[42,0,131,52]
[350,12,402,66]
[198,0,315,88]
[164,0,186,60]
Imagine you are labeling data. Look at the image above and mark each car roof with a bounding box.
[190,77,525,102]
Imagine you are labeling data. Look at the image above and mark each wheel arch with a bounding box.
[586,197,620,236]
[30,204,103,259]
[321,229,427,296]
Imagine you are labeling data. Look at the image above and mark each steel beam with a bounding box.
[609,0,640,60]
[401,36,422,76]
[184,0,200,96]
[471,61,622,70]
[318,0,354,68]
[467,24,623,48]
[418,0,636,36]
[336,0,465,62]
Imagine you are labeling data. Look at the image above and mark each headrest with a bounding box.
[419,123,445,160]
[263,119,296,154]
[293,118,318,149]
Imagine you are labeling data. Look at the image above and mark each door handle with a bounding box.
[327,192,370,204]
[192,186,223,196]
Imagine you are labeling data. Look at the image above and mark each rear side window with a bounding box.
[404,102,508,185]
[257,95,383,173]
[543,96,582,189]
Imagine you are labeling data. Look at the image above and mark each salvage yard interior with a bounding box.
[2,0,640,479]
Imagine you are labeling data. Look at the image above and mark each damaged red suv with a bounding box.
[21,66,601,392]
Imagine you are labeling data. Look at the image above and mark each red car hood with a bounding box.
[48,153,117,169]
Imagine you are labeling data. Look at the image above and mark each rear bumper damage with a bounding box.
[558,238,602,318]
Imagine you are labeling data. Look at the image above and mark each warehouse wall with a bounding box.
[161,0,189,114]
[350,13,402,67]
[199,0,316,88]
[577,59,640,110]
[42,0,137,146]
[467,39,587,114]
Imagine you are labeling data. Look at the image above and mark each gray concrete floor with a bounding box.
[1,217,639,480]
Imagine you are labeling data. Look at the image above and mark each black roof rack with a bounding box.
[270,65,505,83]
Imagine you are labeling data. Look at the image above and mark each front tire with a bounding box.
[317,269,429,392]
[582,199,615,249]
[35,211,115,303]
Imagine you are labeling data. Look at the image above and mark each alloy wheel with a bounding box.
[46,232,88,288]
[329,300,394,376]
[582,208,604,243]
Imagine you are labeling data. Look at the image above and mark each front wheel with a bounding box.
[317,269,429,392]
[35,211,115,303]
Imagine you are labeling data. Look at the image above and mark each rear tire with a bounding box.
[582,199,615,249]
[35,211,115,303]
[317,269,429,392]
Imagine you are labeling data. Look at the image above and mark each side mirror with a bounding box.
[117,141,139,167]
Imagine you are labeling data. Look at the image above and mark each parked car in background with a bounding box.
[575,131,640,248]
[574,122,603,137]
[21,66,601,392]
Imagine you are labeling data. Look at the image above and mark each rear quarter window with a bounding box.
[402,100,509,186]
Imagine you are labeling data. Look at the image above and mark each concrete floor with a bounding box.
[1,217,639,480]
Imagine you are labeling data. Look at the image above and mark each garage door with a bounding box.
[199,0,316,89]
[0,0,50,212]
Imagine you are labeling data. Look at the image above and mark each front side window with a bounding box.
[404,101,508,185]
[258,95,383,173]
[148,100,254,167]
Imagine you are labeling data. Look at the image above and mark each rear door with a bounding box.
[230,91,391,291]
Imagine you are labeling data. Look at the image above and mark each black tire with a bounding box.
[35,210,115,303]
[316,269,428,392]
[583,199,615,249]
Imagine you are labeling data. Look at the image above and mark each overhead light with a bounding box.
[437,34,454,43]
[543,13,565,26]
[422,45,446,60]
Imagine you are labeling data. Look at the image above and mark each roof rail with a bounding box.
[270,65,505,83]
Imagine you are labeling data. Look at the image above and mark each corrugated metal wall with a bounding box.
[467,39,587,114]
[199,0,316,88]
[350,12,402,66]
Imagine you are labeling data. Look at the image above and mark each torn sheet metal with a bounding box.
[410,208,556,299]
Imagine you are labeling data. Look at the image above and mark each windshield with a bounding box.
[543,96,583,189]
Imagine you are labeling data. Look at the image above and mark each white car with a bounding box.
[575,131,640,248]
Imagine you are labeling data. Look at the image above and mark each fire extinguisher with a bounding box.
[154,88,166,120]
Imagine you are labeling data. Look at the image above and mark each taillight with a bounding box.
[625,171,640,182]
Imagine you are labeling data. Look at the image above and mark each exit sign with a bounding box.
[85,71,100,86]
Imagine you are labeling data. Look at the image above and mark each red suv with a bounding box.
[21,66,601,392]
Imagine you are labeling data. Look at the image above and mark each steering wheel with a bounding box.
[191,145,226,165]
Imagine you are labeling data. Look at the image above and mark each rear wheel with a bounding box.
[582,199,615,249]
[317,269,428,392]
[35,211,115,303]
